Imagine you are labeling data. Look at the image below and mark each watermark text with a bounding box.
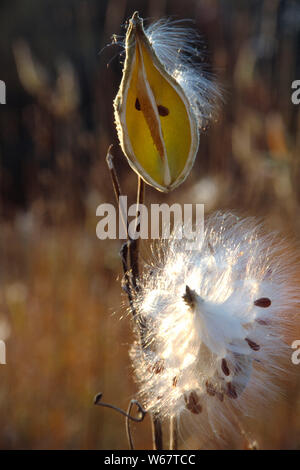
[0,340,6,364]
[291,80,300,105]
[291,340,300,365]
[96,197,204,249]
[0,80,6,104]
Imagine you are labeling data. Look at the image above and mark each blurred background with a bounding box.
[0,0,300,449]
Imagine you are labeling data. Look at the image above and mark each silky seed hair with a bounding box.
[115,15,221,127]
[130,212,300,446]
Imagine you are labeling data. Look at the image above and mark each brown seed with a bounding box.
[255,318,268,326]
[245,337,260,351]
[190,402,202,414]
[172,376,178,387]
[205,381,216,397]
[226,382,238,399]
[189,390,199,403]
[221,358,230,376]
[207,241,214,254]
[254,297,271,308]
[135,98,141,110]
[152,360,164,374]
[184,391,202,414]
[157,104,169,116]
[183,285,196,309]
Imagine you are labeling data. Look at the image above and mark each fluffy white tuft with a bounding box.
[145,18,221,127]
[115,16,221,128]
[130,212,300,446]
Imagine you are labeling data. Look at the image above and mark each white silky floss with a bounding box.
[130,212,299,444]
[116,16,221,127]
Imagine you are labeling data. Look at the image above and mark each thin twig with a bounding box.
[129,176,145,286]
[126,399,147,450]
[169,415,178,450]
[106,146,136,318]
[151,414,163,450]
[106,145,128,235]
[105,148,145,329]
[105,146,163,450]
[94,393,146,423]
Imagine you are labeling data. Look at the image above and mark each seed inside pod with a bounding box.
[157,104,169,116]
[135,98,141,110]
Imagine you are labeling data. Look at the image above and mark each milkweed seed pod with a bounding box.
[113,12,220,192]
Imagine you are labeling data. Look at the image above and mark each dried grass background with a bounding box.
[0,0,300,449]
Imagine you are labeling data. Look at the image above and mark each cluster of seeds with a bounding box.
[130,213,299,444]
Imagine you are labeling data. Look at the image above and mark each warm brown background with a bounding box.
[0,0,300,449]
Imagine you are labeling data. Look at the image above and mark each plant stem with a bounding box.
[151,414,163,450]
[106,146,163,450]
[170,415,178,450]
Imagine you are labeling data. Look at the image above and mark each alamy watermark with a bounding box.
[0,340,6,365]
[291,340,300,365]
[291,82,300,364]
[291,80,300,105]
[0,80,6,104]
[96,197,204,250]
[0,80,6,359]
